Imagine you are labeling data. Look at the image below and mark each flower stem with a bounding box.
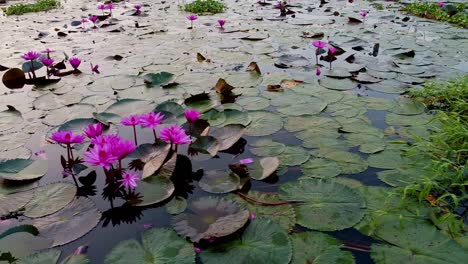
[132,125,138,145]
[329,60,332,70]
[29,60,36,79]
[152,129,157,142]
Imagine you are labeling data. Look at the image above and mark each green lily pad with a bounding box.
[199,170,241,194]
[33,197,101,247]
[104,99,154,117]
[185,95,217,113]
[250,139,286,157]
[0,159,47,181]
[200,218,292,264]
[324,68,352,78]
[172,196,249,242]
[154,101,185,118]
[344,134,386,154]
[24,183,77,218]
[228,192,296,231]
[367,149,404,169]
[0,190,33,216]
[367,80,407,94]
[279,178,365,231]
[210,125,246,151]
[0,232,52,259]
[370,216,468,264]
[389,97,426,116]
[385,113,432,127]
[56,118,97,135]
[165,197,187,215]
[284,116,340,132]
[190,136,220,157]
[219,110,251,127]
[279,146,310,166]
[104,228,194,264]
[277,100,327,116]
[319,78,357,91]
[290,231,354,264]
[0,106,23,131]
[143,72,176,87]
[316,148,368,174]
[17,249,90,264]
[132,175,175,206]
[248,157,280,180]
[376,167,423,187]
[301,158,342,179]
[236,96,270,110]
[129,142,171,164]
[245,111,283,136]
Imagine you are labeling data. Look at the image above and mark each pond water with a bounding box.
[0,0,467,263]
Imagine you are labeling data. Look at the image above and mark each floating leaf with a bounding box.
[389,97,426,116]
[22,60,43,73]
[367,149,404,169]
[236,96,269,110]
[24,183,77,218]
[0,191,33,216]
[104,228,194,264]
[219,109,251,127]
[0,159,47,181]
[2,68,25,89]
[143,72,176,87]
[17,249,90,264]
[33,197,100,247]
[245,111,283,136]
[247,62,261,74]
[279,178,365,231]
[290,231,354,264]
[200,218,292,264]
[199,170,241,194]
[56,118,95,135]
[154,101,185,118]
[319,78,357,90]
[215,78,235,94]
[210,125,246,151]
[301,158,342,179]
[0,225,38,240]
[172,196,249,242]
[0,232,52,259]
[316,148,368,174]
[370,216,468,264]
[104,99,153,117]
[277,99,327,116]
[166,197,187,215]
[141,144,171,179]
[190,136,220,157]
[248,157,280,180]
[250,139,286,157]
[132,175,174,206]
[279,146,310,166]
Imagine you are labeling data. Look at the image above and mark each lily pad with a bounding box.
[132,175,175,206]
[141,143,171,179]
[277,99,327,116]
[33,197,101,247]
[143,72,176,87]
[154,101,185,118]
[284,116,340,132]
[245,111,283,136]
[250,139,286,156]
[24,183,77,218]
[200,218,292,264]
[370,216,468,264]
[319,78,357,91]
[104,228,195,264]
[0,190,33,216]
[236,96,270,110]
[316,148,368,174]
[248,157,280,180]
[228,192,296,231]
[210,125,246,151]
[290,231,354,264]
[190,136,220,157]
[279,178,365,231]
[166,197,188,215]
[389,97,426,116]
[17,249,90,264]
[104,99,154,117]
[172,196,249,242]
[0,159,47,181]
[199,170,241,194]
[279,146,310,166]
[301,158,342,179]
[367,149,404,169]
[219,110,251,127]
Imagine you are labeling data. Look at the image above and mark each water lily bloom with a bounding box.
[118,172,140,189]
[250,213,256,220]
[437,2,445,7]
[89,16,98,24]
[328,46,337,55]
[160,125,191,149]
[112,139,136,160]
[83,144,118,170]
[240,158,254,165]
[69,57,81,70]
[194,247,202,253]
[184,109,200,123]
[218,19,226,27]
[134,4,142,10]
[97,3,106,14]
[91,134,121,147]
[360,11,368,17]
[140,112,164,141]
[51,130,85,145]
[83,123,103,139]
[105,3,114,14]
[41,58,54,67]
[316,68,321,76]
[90,63,100,74]
[312,41,327,65]
[121,114,141,145]
[21,51,41,61]
[41,48,55,59]
[187,14,198,28]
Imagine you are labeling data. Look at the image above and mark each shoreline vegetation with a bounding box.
[2,0,60,16]
[402,2,468,28]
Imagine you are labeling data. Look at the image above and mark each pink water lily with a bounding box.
[184,109,200,123]
[134,4,142,10]
[312,41,327,65]
[83,123,103,139]
[83,144,118,170]
[250,213,256,220]
[118,172,140,190]
[160,125,191,150]
[97,3,106,14]
[121,114,141,145]
[21,51,41,61]
[218,19,226,28]
[316,68,321,76]
[41,48,55,59]
[69,57,81,70]
[51,130,85,145]
[360,10,369,23]
[328,46,337,70]
[240,158,254,164]
[89,16,98,25]
[112,139,136,160]
[187,14,198,28]
[140,112,164,141]
[437,2,445,7]
[41,58,54,67]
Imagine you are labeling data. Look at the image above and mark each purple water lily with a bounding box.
[218,19,226,28]
[21,51,41,79]
[187,14,198,28]
[312,41,327,65]
[69,57,81,71]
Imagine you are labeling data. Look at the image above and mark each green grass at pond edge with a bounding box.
[2,0,60,16]
[403,2,468,28]
[183,0,224,14]
[403,75,468,236]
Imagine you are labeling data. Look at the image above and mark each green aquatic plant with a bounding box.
[183,0,225,14]
[403,2,468,28]
[2,0,60,16]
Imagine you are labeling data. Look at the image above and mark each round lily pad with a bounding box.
[172,196,249,242]
[219,110,251,127]
[210,125,246,151]
[228,191,296,231]
[190,136,220,157]
[277,100,327,116]
[316,148,368,174]
[24,183,77,218]
[166,197,187,215]
[367,149,404,169]
[279,178,365,231]
[199,170,241,194]
[33,197,101,247]
[104,99,154,117]
[0,159,48,181]
[245,111,283,136]
[389,97,425,116]
[104,228,195,264]
[17,249,90,264]
[319,78,357,91]
[284,116,340,132]
[301,158,342,179]
[132,175,175,206]
[290,231,354,264]
[279,146,310,166]
[0,190,33,216]
[200,218,292,264]
[385,113,432,127]
[236,96,270,110]
[250,139,286,157]
[248,157,280,180]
